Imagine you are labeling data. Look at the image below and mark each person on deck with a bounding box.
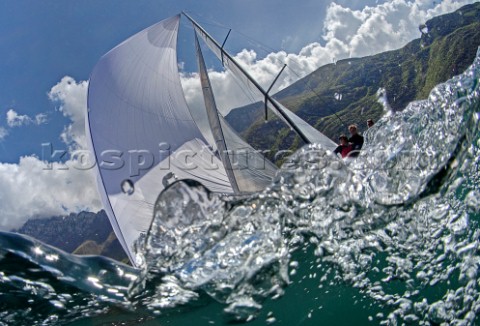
[348,124,364,157]
[334,135,353,158]
[367,119,374,128]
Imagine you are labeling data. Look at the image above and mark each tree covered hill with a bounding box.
[225,2,480,161]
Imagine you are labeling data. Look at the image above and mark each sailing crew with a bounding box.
[348,124,364,157]
[334,135,353,158]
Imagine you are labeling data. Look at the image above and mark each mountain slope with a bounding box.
[13,210,128,262]
[225,3,480,160]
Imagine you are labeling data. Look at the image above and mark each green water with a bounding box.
[70,244,381,326]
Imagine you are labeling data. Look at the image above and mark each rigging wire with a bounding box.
[184,12,311,143]
[183,12,278,114]
[185,15,347,128]
[181,13,274,121]
[193,34,267,121]
[235,31,347,128]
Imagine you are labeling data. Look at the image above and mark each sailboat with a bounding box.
[86,13,336,265]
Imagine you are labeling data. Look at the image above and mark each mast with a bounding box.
[194,31,241,194]
[182,12,311,145]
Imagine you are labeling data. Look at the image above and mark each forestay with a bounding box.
[186,13,337,151]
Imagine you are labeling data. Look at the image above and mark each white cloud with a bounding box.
[181,0,474,114]
[48,76,89,149]
[0,156,102,230]
[6,109,48,128]
[35,113,48,125]
[321,0,474,59]
[0,77,101,231]
[6,109,31,127]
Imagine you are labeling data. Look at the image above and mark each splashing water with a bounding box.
[1,49,479,325]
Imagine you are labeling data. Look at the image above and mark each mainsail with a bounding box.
[87,14,334,265]
[194,32,277,193]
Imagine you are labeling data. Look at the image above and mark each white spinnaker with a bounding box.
[87,15,233,264]
[189,18,337,151]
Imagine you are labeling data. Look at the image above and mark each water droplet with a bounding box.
[121,179,134,195]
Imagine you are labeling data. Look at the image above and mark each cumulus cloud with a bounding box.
[182,0,474,114]
[0,156,102,230]
[322,0,474,58]
[6,109,31,127]
[0,77,101,231]
[6,109,48,127]
[48,76,89,149]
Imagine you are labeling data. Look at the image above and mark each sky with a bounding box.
[0,0,476,230]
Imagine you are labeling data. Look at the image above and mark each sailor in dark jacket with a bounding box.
[348,124,364,157]
[334,135,353,158]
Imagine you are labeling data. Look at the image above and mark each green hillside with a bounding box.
[225,2,480,163]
